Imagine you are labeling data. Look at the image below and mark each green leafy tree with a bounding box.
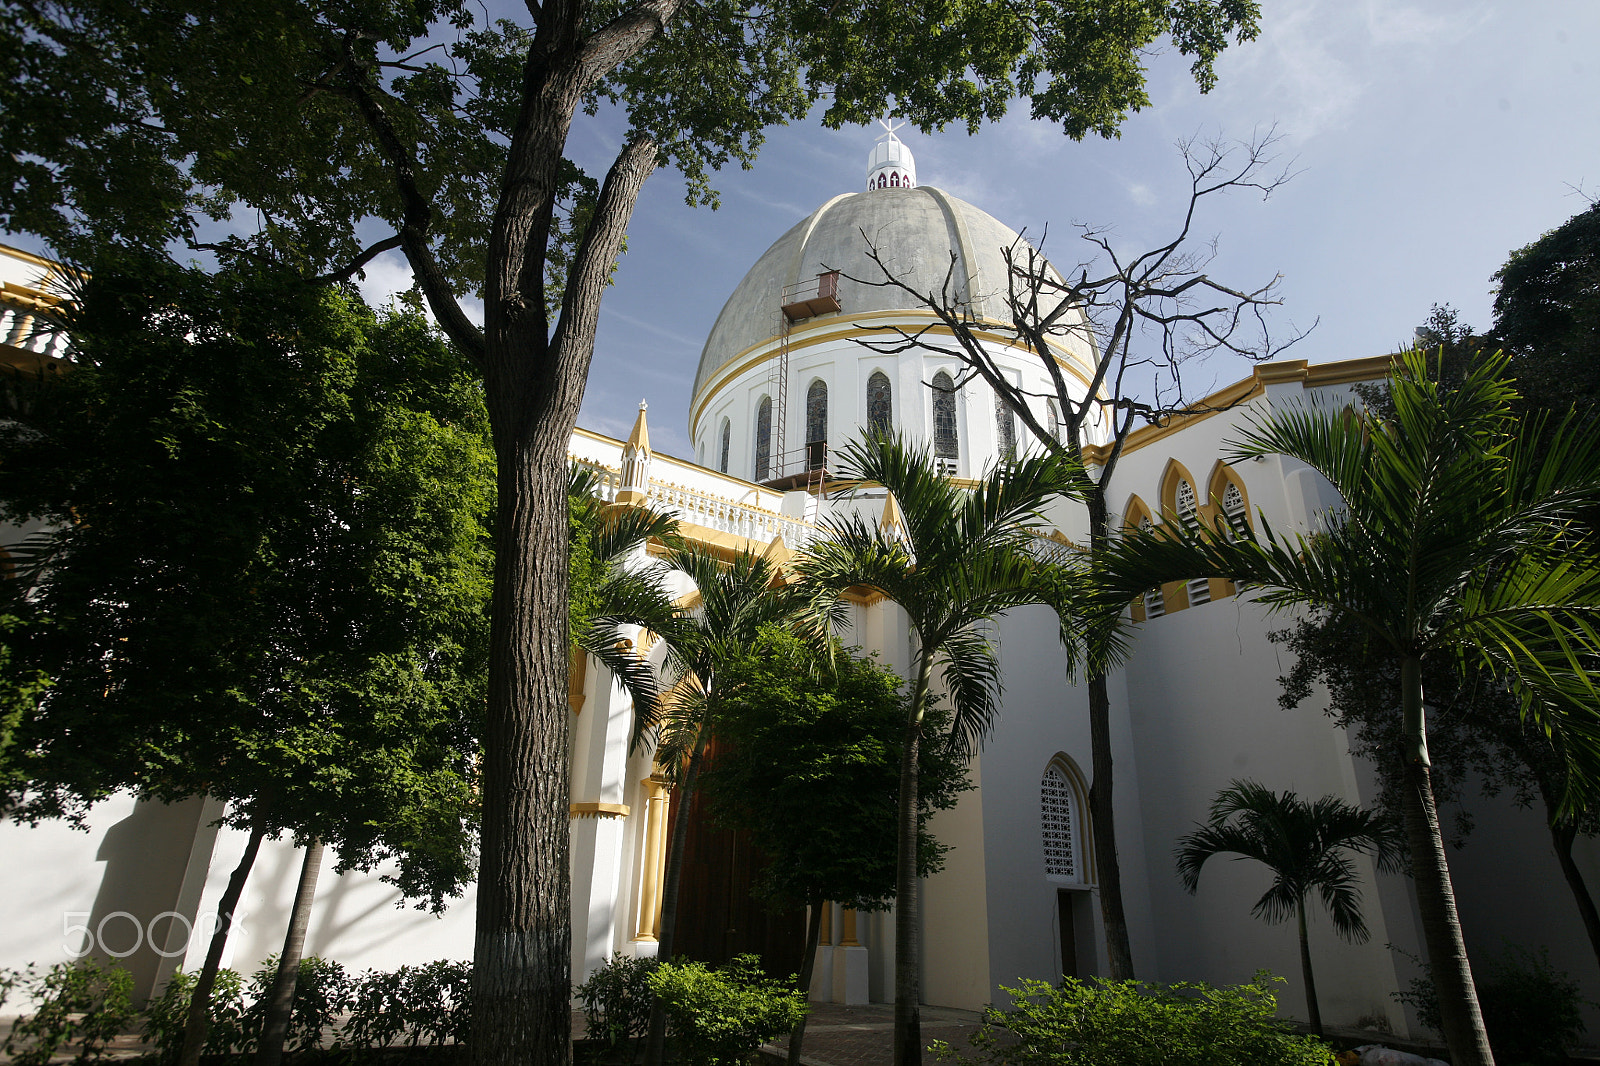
[0,259,493,1066]
[1095,349,1600,1066]
[795,433,1082,1066]
[1493,201,1600,416]
[1173,780,1403,1036]
[0,2,1266,1059]
[1274,611,1600,972]
[640,544,796,1066]
[696,625,971,1066]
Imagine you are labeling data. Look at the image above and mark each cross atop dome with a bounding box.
[865,119,917,191]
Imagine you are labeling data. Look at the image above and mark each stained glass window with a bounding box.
[867,371,892,437]
[754,396,772,481]
[932,371,958,462]
[806,379,828,470]
[718,418,730,474]
[995,392,1016,461]
[1047,399,1061,442]
[1041,765,1078,881]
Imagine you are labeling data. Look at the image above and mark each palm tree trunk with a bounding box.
[1534,777,1600,970]
[1296,898,1323,1037]
[786,902,826,1066]
[179,817,267,1066]
[1086,490,1135,980]
[893,655,933,1066]
[642,724,712,1066]
[253,837,325,1066]
[1400,657,1494,1066]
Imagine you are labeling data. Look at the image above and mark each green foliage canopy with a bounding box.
[0,259,494,906]
[1,0,1264,281]
[696,625,970,911]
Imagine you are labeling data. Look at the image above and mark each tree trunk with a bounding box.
[893,655,932,1066]
[786,902,826,1066]
[1085,489,1135,980]
[1296,898,1322,1037]
[1546,805,1600,970]
[253,837,325,1066]
[642,726,712,1066]
[472,425,581,1066]
[465,58,659,1060]
[179,818,267,1066]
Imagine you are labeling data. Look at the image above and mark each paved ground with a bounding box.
[759,1002,986,1066]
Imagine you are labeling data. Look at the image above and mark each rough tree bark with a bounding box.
[179,819,267,1066]
[253,837,325,1066]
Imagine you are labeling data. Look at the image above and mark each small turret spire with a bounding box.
[866,119,917,191]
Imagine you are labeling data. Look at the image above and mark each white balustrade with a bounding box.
[570,455,817,551]
[0,303,69,360]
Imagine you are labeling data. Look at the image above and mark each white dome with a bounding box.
[691,186,1042,402]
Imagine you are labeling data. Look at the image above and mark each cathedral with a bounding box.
[2,133,1596,1043]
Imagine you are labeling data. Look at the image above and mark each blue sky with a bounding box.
[510,0,1597,458]
[9,1,1595,462]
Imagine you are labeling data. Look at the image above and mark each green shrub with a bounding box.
[931,972,1335,1066]
[245,956,354,1053]
[339,960,472,1051]
[2,959,137,1066]
[576,953,658,1057]
[1394,945,1587,1066]
[646,954,806,1066]
[143,967,254,1062]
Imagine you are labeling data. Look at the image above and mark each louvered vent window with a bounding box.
[1222,481,1248,539]
[718,418,731,474]
[1139,515,1165,618]
[1042,765,1079,881]
[1175,479,1200,530]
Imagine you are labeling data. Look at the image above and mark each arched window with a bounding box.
[995,392,1016,461]
[1173,478,1210,606]
[1221,479,1249,540]
[1047,398,1061,442]
[805,379,828,470]
[1041,764,1082,882]
[717,418,731,474]
[754,396,772,481]
[932,371,958,473]
[867,371,893,437]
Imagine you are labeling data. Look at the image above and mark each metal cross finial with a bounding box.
[876,118,906,141]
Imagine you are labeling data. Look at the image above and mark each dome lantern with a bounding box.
[866,119,917,191]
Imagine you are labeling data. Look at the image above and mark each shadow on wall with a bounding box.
[84,796,217,1004]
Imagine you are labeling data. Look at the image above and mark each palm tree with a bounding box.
[568,465,683,722]
[1097,350,1600,1066]
[1174,780,1404,1036]
[794,433,1083,1066]
[640,543,798,1066]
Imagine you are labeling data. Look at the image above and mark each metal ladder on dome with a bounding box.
[768,311,790,480]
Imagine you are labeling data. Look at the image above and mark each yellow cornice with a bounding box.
[689,311,1098,440]
[0,242,66,273]
[570,802,630,819]
[1079,354,1392,465]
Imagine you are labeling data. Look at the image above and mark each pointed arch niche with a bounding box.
[1158,460,1211,611]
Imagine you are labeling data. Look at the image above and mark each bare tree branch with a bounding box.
[309,234,405,285]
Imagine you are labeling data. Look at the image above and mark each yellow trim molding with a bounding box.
[570,802,631,819]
